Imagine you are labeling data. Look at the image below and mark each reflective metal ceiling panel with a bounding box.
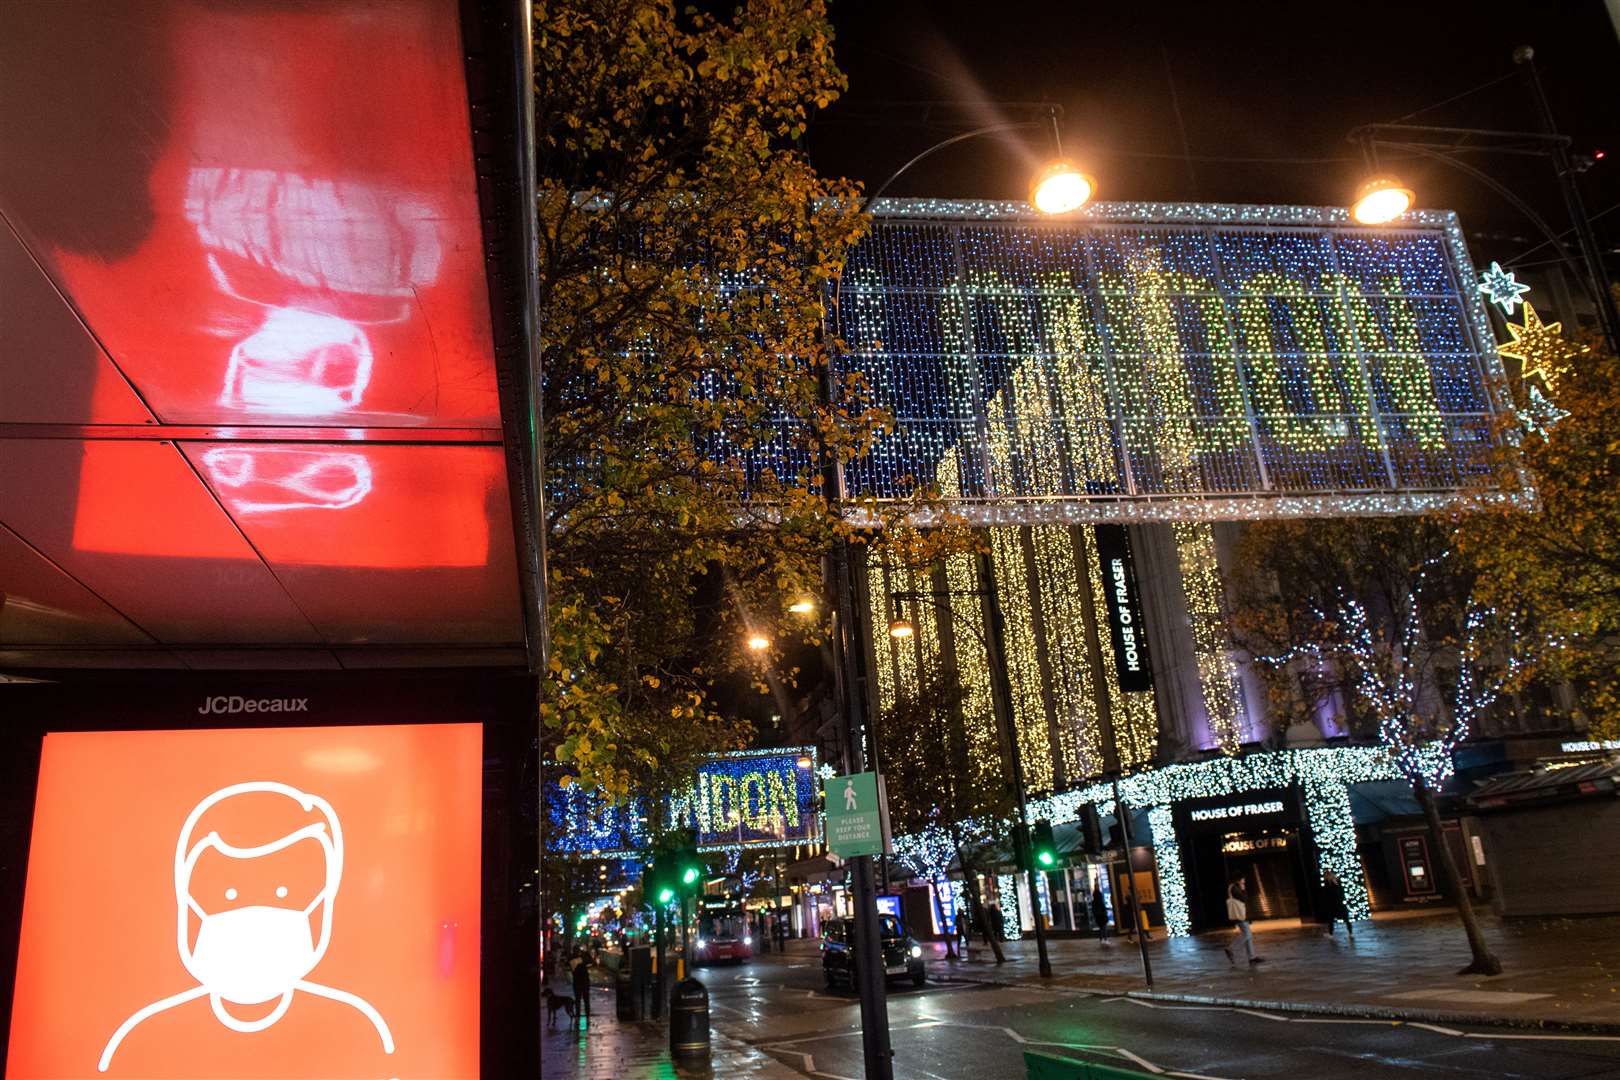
[0,217,154,425]
[0,440,321,644]
[181,442,523,645]
[0,0,499,428]
[0,524,153,646]
[0,0,527,668]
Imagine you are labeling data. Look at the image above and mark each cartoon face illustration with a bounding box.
[98,782,393,1073]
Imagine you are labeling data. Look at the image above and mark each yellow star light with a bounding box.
[1496,301,1586,390]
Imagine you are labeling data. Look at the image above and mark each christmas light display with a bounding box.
[1477,261,1531,315]
[995,872,1023,940]
[1497,300,1586,391]
[547,747,819,856]
[1174,521,1244,754]
[1519,384,1568,437]
[1147,804,1191,936]
[833,200,1507,524]
[1013,746,1404,932]
[866,526,1162,796]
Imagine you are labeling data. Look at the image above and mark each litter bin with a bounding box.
[668,977,710,1061]
[615,971,635,1020]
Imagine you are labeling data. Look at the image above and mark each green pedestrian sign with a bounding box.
[823,771,887,858]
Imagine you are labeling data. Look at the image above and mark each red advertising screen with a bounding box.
[6,723,483,1079]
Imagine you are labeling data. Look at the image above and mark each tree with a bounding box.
[881,670,1014,964]
[1226,517,1467,740]
[1454,300,1620,739]
[537,0,883,798]
[1231,520,1511,975]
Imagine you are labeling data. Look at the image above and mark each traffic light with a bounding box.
[1032,820,1058,869]
[675,842,703,894]
[1080,805,1103,855]
[642,858,676,906]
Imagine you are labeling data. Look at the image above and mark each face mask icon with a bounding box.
[187,900,322,1009]
[98,781,394,1072]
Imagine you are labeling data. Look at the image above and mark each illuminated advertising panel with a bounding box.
[6,723,482,1079]
[827,200,1510,522]
[546,747,821,857]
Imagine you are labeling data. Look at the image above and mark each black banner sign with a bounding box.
[1093,524,1154,692]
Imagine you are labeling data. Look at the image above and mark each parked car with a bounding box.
[821,914,926,989]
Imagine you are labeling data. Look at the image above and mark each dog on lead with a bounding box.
[543,986,577,1027]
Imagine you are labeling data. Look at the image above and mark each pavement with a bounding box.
[936,907,1620,1031]
[541,965,802,1079]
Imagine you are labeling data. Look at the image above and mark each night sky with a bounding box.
[814,0,1620,269]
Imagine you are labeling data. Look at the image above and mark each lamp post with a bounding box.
[820,105,1097,1075]
[888,549,1055,981]
[1348,48,1620,356]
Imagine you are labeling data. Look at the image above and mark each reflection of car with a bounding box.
[821,915,925,989]
[692,905,753,966]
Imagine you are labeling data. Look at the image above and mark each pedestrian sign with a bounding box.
[823,772,886,859]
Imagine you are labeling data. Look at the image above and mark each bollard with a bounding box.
[668,977,710,1061]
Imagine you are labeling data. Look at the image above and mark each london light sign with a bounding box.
[820,199,1511,523]
[546,747,820,857]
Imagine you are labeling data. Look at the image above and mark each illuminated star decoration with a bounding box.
[1519,383,1569,437]
[1477,261,1531,315]
[1497,301,1586,390]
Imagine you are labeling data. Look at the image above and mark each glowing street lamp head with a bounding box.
[887,618,915,640]
[1351,175,1414,225]
[788,598,816,615]
[746,634,771,652]
[796,754,814,770]
[1029,160,1095,215]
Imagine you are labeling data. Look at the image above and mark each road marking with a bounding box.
[1103,995,1620,1045]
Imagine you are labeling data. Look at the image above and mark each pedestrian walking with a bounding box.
[1223,881,1263,967]
[1320,869,1354,940]
[773,912,788,952]
[1090,883,1109,943]
[570,952,592,1027]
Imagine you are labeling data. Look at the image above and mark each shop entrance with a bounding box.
[1174,786,1316,930]
[1220,830,1302,920]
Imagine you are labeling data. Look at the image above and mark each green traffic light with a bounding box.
[681,866,699,885]
[657,886,675,904]
[1037,851,1055,867]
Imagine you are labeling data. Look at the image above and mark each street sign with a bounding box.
[823,772,887,859]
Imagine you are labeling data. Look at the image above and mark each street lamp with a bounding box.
[1346,48,1620,356]
[1029,160,1096,216]
[1349,174,1414,225]
[788,598,816,615]
[820,103,1089,1078]
[746,634,771,652]
[886,618,915,640]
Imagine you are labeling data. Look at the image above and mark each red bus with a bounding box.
[692,896,754,965]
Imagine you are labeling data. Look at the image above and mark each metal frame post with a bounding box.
[1112,777,1154,988]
